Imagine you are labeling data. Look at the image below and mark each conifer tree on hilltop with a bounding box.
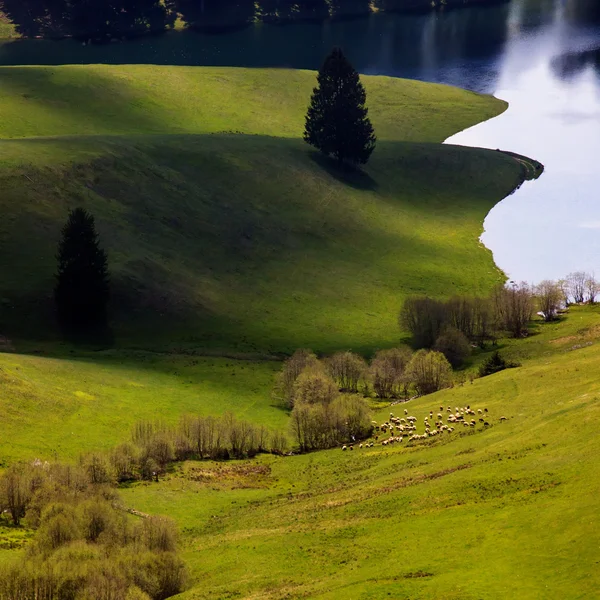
[304,47,376,166]
[55,208,109,335]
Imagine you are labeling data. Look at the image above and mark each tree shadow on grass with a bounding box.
[308,151,378,191]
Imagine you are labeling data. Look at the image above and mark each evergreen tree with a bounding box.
[55,208,109,335]
[304,47,376,166]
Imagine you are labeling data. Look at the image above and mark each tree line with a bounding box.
[400,273,599,356]
[0,0,507,40]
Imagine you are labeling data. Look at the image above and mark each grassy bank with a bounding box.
[0,65,523,353]
[109,306,599,599]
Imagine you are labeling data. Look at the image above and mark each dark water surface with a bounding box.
[0,0,598,281]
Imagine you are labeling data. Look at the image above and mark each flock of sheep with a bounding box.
[342,405,507,450]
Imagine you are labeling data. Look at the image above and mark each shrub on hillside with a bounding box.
[478,351,518,377]
[399,297,446,349]
[369,347,412,398]
[434,327,471,368]
[293,368,339,405]
[276,349,320,408]
[289,394,372,452]
[326,351,367,393]
[0,463,187,600]
[406,350,452,396]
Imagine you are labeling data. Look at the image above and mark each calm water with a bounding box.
[0,0,598,281]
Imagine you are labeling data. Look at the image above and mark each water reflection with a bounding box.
[0,0,597,280]
[447,0,600,281]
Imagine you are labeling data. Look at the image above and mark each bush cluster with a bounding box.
[277,347,455,451]
[0,462,187,600]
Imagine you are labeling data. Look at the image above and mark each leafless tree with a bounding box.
[585,275,599,304]
[369,347,412,399]
[276,349,319,407]
[472,296,495,347]
[0,465,31,526]
[399,297,446,349]
[492,282,534,337]
[326,351,367,393]
[567,271,588,304]
[293,369,338,405]
[535,280,562,321]
[406,350,453,396]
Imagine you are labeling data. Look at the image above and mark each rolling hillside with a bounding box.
[0,65,527,353]
[119,307,600,599]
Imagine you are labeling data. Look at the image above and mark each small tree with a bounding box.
[492,282,533,338]
[304,47,376,166]
[406,350,452,396]
[479,350,514,377]
[567,271,588,304]
[369,347,412,399]
[276,349,319,408]
[326,351,367,393]
[55,208,109,335]
[399,296,447,349]
[434,327,471,369]
[535,280,562,321]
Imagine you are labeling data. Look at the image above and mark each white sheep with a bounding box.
[342,445,347,451]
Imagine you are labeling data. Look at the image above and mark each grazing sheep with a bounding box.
[500,416,507,422]
[350,445,354,450]
[440,406,444,411]
[479,418,484,423]
[359,443,363,449]
[484,421,490,427]
[478,409,483,414]
[484,408,488,413]
[404,409,408,415]
[342,445,347,451]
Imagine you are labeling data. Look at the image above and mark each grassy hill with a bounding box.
[116,307,600,600]
[0,65,527,353]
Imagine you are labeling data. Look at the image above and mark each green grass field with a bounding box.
[110,306,600,599]
[0,64,570,598]
[0,64,528,461]
[0,65,527,353]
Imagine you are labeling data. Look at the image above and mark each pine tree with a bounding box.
[304,47,376,166]
[55,208,109,335]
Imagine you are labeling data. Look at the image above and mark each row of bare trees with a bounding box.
[278,347,456,451]
[277,347,454,409]
[0,461,187,600]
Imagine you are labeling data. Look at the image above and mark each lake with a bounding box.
[0,0,598,282]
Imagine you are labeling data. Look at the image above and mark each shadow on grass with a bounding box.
[308,151,378,191]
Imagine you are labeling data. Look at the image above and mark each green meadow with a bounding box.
[0,63,581,600]
[0,65,528,352]
[118,307,600,599]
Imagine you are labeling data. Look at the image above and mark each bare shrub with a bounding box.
[269,430,289,455]
[331,395,372,440]
[369,347,412,398]
[585,275,599,304]
[0,464,32,526]
[326,351,367,392]
[535,280,562,321]
[399,297,446,349]
[293,369,338,405]
[434,327,470,368]
[136,516,178,553]
[406,350,452,396]
[492,282,534,337]
[276,349,319,408]
[111,443,138,482]
[567,271,588,304]
[81,453,112,485]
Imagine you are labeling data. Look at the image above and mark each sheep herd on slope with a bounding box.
[342,405,508,451]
